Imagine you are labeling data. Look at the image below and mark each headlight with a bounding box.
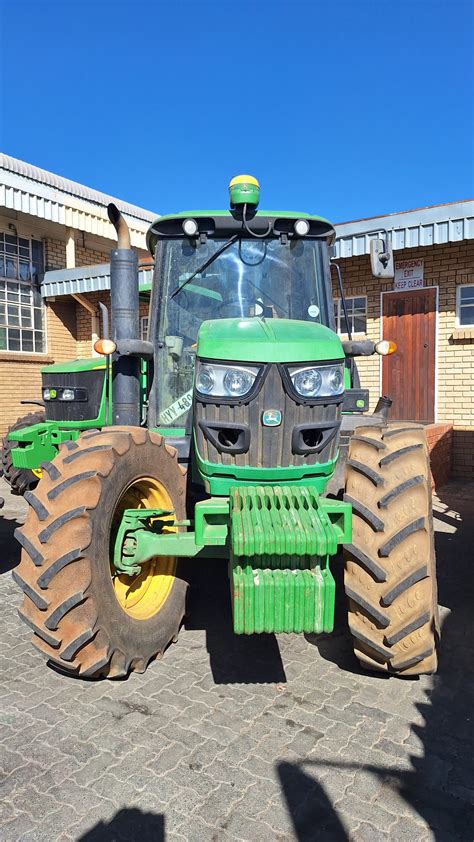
[196,365,215,395]
[42,387,87,402]
[293,368,322,397]
[289,364,344,398]
[195,361,259,398]
[223,368,254,397]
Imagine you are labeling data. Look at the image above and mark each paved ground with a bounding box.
[0,477,473,842]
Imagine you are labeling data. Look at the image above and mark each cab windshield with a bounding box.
[149,235,333,427]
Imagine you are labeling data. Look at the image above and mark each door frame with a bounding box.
[379,285,439,422]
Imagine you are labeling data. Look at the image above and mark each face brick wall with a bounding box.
[75,292,150,358]
[336,240,474,479]
[0,297,78,438]
[45,238,110,271]
[44,238,67,271]
[425,423,453,490]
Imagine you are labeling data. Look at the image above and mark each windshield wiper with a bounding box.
[170,234,239,300]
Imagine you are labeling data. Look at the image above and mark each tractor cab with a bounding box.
[145,177,339,444]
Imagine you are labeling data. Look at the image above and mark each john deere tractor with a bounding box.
[13,176,439,679]
[2,296,148,495]
[1,356,113,496]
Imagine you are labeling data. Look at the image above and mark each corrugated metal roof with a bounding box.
[334,199,474,258]
[42,263,153,298]
[0,154,156,222]
[0,154,157,249]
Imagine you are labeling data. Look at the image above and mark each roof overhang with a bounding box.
[0,154,157,250]
[42,263,153,298]
[334,199,474,258]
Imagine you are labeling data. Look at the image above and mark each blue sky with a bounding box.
[1,0,472,222]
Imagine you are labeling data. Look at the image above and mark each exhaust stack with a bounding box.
[107,203,140,427]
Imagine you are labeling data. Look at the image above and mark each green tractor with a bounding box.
[1,356,112,496]
[13,176,439,679]
[2,308,149,495]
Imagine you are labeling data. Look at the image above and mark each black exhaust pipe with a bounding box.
[107,203,140,427]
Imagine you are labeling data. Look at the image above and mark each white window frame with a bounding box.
[455,284,474,328]
[333,295,367,337]
[140,315,149,340]
[0,231,45,354]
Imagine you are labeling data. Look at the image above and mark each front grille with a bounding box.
[194,364,341,468]
[43,369,105,422]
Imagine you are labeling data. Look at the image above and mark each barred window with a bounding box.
[333,296,367,335]
[456,285,474,327]
[0,233,45,353]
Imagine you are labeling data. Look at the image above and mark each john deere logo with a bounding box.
[262,409,282,427]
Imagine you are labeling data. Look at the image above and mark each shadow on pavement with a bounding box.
[279,484,474,841]
[398,485,474,838]
[0,514,22,574]
[278,761,349,841]
[78,808,165,841]
[185,557,287,685]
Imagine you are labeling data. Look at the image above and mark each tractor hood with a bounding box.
[41,357,106,375]
[197,318,344,364]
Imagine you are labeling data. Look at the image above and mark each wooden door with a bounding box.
[382,288,436,422]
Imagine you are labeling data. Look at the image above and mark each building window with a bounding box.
[0,232,45,353]
[456,286,474,327]
[140,316,149,340]
[334,296,367,335]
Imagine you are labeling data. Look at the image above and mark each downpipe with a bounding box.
[108,203,140,427]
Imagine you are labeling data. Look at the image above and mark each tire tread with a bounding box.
[344,422,438,676]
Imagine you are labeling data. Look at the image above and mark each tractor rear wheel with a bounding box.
[343,422,439,676]
[14,427,188,679]
[2,411,45,495]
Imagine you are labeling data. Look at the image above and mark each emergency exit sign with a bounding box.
[394,258,424,290]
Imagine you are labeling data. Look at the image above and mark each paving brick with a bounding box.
[186,738,226,770]
[146,740,189,774]
[1,811,37,839]
[388,815,431,840]
[196,782,245,830]
[352,820,391,841]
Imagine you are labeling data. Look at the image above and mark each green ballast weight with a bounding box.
[229,486,351,635]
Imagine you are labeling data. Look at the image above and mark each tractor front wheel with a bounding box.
[343,422,439,676]
[2,411,46,495]
[14,427,188,679]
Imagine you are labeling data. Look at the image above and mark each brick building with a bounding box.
[333,200,474,481]
[1,154,473,480]
[0,153,155,436]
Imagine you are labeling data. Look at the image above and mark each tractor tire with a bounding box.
[2,411,45,495]
[14,427,188,679]
[343,422,439,676]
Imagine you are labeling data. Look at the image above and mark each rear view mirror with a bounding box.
[370,237,394,278]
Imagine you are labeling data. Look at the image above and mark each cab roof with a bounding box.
[146,210,336,255]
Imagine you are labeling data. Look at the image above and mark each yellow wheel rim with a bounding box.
[32,467,43,479]
[111,477,177,620]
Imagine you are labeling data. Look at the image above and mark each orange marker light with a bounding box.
[375,339,397,356]
[94,338,117,355]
